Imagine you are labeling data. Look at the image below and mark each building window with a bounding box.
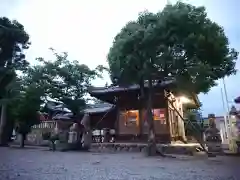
[152,109,165,122]
[122,109,166,126]
[143,109,166,124]
[124,110,138,126]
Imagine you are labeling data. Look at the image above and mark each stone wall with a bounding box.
[14,128,51,146]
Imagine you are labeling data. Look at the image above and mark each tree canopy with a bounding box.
[108,2,238,94]
[9,78,43,135]
[0,17,30,70]
[27,50,106,117]
[1,47,106,146]
[107,2,238,155]
[0,17,30,145]
[0,17,30,98]
[1,16,107,146]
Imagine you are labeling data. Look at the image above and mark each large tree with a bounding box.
[107,2,238,155]
[32,50,106,118]
[0,17,30,145]
[5,50,105,147]
[8,75,44,147]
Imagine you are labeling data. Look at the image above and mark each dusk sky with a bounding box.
[1,0,239,117]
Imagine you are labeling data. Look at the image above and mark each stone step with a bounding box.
[90,143,201,155]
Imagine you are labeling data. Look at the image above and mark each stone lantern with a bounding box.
[204,114,222,152]
[81,113,92,150]
[229,106,240,153]
[68,123,79,144]
[230,106,237,115]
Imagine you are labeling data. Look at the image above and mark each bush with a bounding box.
[50,134,59,142]
[42,132,60,142]
[42,132,51,140]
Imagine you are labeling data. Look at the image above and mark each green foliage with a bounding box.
[0,17,30,144]
[9,77,44,135]
[29,49,105,116]
[42,132,59,142]
[42,132,51,140]
[184,109,203,136]
[0,70,16,100]
[1,17,106,143]
[3,48,105,135]
[0,17,30,70]
[0,17,30,97]
[107,2,238,94]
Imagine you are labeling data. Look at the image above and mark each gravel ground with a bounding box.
[0,147,239,180]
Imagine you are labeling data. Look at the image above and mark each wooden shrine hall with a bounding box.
[88,79,200,143]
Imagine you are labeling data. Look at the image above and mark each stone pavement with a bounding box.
[0,147,239,180]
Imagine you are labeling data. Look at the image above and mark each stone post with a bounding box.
[229,106,240,153]
[81,113,92,150]
[204,114,222,153]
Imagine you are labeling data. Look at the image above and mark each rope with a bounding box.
[93,104,116,129]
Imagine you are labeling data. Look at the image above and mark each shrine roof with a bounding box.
[83,103,115,114]
[87,77,202,109]
[88,79,176,94]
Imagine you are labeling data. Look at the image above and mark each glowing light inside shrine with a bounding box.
[179,96,191,104]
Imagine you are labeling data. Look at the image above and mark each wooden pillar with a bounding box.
[165,93,188,142]
[115,108,120,141]
[138,109,144,138]
[165,99,172,142]
[176,98,186,141]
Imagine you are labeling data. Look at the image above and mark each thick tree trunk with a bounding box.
[6,106,14,142]
[51,140,56,151]
[146,77,157,156]
[20,133,26,148]
[6,121,14,142]
[81,131,92,151]
[138,79,145,139]
[0,104,8,146]
[81,114,92,150]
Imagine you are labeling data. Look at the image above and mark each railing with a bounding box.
[32,121,56,129]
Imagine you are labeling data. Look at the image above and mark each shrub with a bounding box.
[42,132,51,140]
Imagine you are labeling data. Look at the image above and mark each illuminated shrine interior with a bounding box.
[122,109,166,127]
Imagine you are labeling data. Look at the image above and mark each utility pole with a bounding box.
[221,86,229,142]
[222,78,236,152]
[222,78,230,115]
